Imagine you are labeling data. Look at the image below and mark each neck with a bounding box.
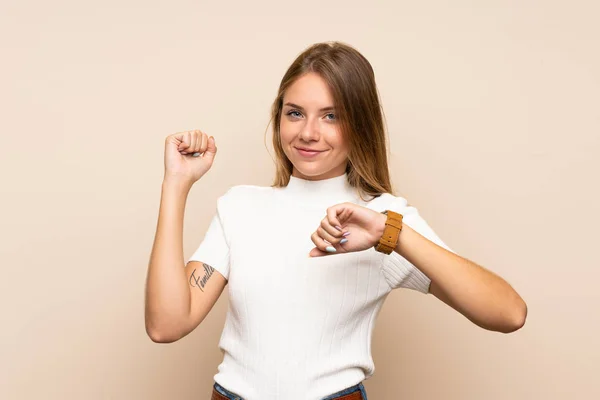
[279,172,359,209]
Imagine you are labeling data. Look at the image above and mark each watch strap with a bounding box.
[374,210,403,255]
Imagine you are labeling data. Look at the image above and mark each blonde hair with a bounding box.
[268,41,394,200]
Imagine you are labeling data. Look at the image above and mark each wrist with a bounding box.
[374,210,404,255]
[162,177,193,193]
[393,222,409,256]
[374,212,387,243]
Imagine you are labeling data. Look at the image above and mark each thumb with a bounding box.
[202,136,217,162]
[309,247,328,257]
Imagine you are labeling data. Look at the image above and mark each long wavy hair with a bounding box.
[267,41,395,200]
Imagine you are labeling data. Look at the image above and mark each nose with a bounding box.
[298,117,320,142]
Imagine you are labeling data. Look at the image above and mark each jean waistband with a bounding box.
[212,381,367,400]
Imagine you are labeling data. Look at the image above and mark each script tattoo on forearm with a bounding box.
[189,263,215,292]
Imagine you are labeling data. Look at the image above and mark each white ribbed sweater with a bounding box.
[188,173,454,400]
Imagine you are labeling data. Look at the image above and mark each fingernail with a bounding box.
[335,225,342,231]
[325,246,337,253]
[342,231,351,237]
[340,238,348,244]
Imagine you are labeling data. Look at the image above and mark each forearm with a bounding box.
[145,178,194,338]
[394,223,527,333]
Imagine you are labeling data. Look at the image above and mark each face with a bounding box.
[279,72,349,181]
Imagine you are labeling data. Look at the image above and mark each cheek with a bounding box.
[279,119,294,143]
[326,129,348,154]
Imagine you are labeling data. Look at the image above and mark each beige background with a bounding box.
[1,1,598,399]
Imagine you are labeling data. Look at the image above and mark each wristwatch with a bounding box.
[374,210,403,255]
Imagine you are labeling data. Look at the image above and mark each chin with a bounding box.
[292,163,338,179]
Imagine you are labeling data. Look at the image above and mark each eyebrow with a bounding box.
[283,102,335,112]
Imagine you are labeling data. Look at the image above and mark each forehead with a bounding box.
[283,72,334,107]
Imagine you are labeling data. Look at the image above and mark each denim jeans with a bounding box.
[322,382,368,400]
[213,381,368,400]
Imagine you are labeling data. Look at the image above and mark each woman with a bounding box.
[145,41,527,400]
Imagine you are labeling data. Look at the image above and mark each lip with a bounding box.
[294,147,326,158]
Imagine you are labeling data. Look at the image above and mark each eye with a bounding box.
[325,113,336,121]
[286,110,302,118]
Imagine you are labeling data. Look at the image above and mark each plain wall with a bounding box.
[1,1,598,399]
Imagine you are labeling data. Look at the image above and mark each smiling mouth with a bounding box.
[295,147,326,157]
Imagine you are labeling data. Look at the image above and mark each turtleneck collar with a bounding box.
[278,172,360,209]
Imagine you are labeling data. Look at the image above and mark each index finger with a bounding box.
[326,203,350,231]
